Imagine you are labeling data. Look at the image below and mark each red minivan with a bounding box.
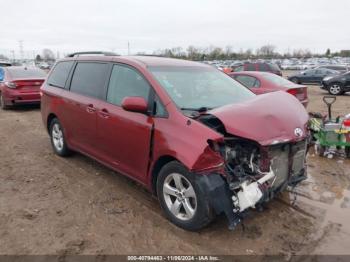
[41,53,309,231]
[0,66,46,109]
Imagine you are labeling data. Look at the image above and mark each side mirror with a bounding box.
[121,96,148,114]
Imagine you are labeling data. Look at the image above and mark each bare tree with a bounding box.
[42,48,55,61]
[0,54,9,60]
[256,45,276,58]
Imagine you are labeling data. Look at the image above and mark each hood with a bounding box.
[209,91,309,145]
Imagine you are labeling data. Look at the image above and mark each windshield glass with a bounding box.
[7,67,46,79]
[261,72,296,88]
[149,66,255,110]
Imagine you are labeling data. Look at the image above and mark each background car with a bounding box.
[234,62,282,76]
[0,66,46,109]
[288,68,339,84]
[228,71,308,107]
[317,65,349,73]
[321,71,350,95]
[0,61,12,67]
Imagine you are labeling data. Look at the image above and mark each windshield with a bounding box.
[261,72,296,88]
[7,67,47,79]
[149,66,255,110]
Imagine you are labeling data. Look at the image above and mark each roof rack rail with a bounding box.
[66,51,119,58]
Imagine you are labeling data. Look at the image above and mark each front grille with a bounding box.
[267,140,307,190]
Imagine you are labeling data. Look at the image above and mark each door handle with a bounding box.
[86,104,96,113]
[99,108,110,119]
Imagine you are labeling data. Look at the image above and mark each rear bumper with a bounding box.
[300,99,309,108]
[2,88,41,105]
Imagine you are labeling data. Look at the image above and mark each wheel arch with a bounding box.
[47,113,58,133]
[150,155,180,196]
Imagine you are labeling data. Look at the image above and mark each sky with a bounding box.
[0,0,349,58]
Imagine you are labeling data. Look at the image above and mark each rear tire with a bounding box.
[290,77,300,84]
[0,93,9,110]
[156,161,214,231]
[328,83,344,95]
[49,118,71,157]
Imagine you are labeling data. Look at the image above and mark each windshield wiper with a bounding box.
[180,107,212,113]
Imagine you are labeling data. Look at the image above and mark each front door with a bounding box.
[96,64,153,183]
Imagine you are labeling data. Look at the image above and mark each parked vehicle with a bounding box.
[317,65,349,73]
[234,62,282,76]
[228,71,308,107]
[288,68,339,84]
[41,53,308,231]
[0,66,46,109]
[0,61,12,67]
[321,71,350,95]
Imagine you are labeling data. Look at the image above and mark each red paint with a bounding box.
[121,96,148,113]
[41,56,309,192]
[210,91,309,145]
[0,67,45,106]
[228,71,308,107]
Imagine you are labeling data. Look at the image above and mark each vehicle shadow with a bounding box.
[8,104,41,112]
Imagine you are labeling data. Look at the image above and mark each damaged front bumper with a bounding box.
[195,139,308,230]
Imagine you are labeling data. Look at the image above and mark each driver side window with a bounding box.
[107,64,150,106]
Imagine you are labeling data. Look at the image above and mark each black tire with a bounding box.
[290,77,300,84]
[156,161,214,231]
[49,118,71,157]
[328,83,344,95]
[0,92,9,110]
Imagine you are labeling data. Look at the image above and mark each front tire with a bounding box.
[328,83,344,95]
[49,118,71,157]
[156,161,213,231]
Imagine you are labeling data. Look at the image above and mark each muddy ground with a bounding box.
[0,79,349,257]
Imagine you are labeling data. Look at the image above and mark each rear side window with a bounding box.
[107,64,150,106]
[47,61,74,88]
[235,75,260,88]
[70,62,110,99]
[234,66,244,72]
[245,64,256,71]
[258,63,270,71]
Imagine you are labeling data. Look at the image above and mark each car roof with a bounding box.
[229,71,274,77]
[61,55,209,68]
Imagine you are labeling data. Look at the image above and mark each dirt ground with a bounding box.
[0,78,349,257]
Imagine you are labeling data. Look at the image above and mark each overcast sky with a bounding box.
[0,0,349,58]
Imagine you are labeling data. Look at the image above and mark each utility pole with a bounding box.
[128,41,130,55]
[11,50,15,62]
[18,40,24,61]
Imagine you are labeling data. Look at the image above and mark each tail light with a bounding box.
[4,81,17,89]
[287,88,307,101]
[287,88,298,96]
[344,119,350,127]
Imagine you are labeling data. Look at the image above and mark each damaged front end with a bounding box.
[196,113,308,230]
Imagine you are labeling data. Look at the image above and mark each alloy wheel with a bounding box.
[329,84,341,95]
[52,123,64,151]
[163,173,197,221]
